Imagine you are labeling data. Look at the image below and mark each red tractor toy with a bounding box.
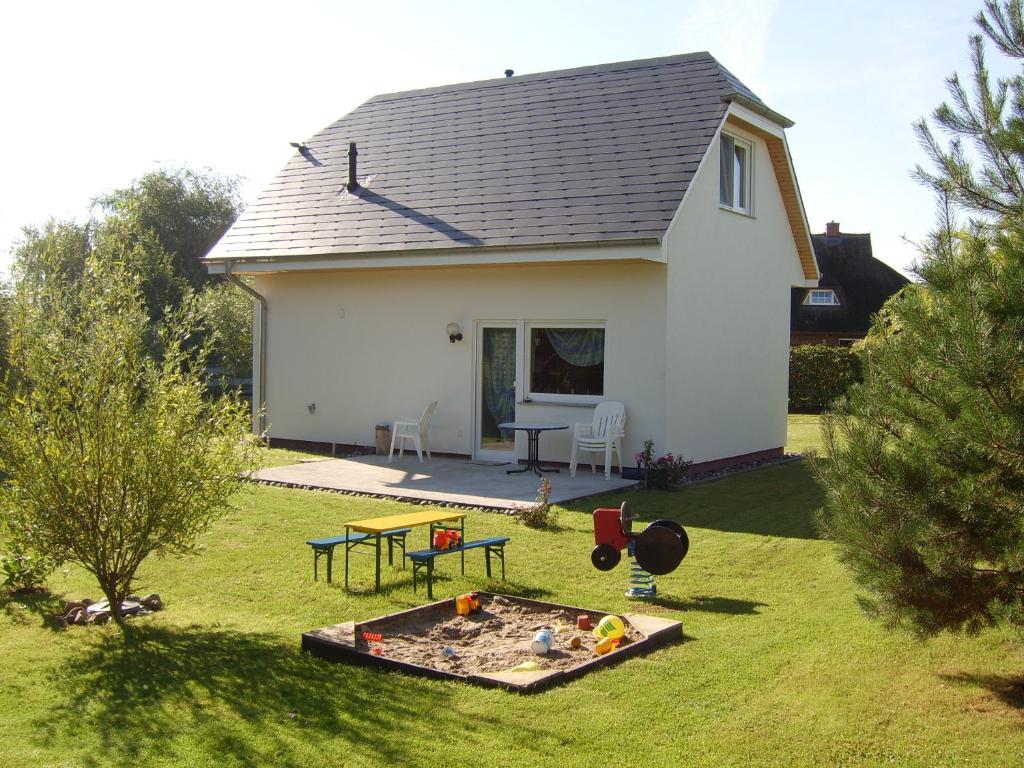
[591,502,689,575]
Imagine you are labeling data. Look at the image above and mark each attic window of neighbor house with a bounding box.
[719,133,752,214]
[803,289,841,306]
[528,326,605,403]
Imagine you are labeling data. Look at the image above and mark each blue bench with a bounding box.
[406,536,510,599]
[306,528,411,583]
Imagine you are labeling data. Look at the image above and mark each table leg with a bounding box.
[531,429,560,475]
[375,534,381,592]
[344,526,351,590]
[506,429,534,474]
[327,547,333,584]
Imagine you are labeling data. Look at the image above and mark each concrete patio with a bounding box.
[252,454,637,510]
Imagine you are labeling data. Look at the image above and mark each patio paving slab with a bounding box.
[253,454,636,510]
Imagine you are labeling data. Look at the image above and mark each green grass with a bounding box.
[786,413,827,455]
[1,416,1021,767]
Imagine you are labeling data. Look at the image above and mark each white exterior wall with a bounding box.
[254,258,666,463]
[662,119,805,463]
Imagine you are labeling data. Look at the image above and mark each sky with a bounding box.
[0,0,1011,278]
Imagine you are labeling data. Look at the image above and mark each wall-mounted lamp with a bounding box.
[446,322,463,343]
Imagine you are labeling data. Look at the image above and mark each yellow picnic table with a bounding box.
[345,509,466,592]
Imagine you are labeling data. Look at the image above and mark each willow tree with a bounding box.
[0,256,259,631]
[816,0,1024,636]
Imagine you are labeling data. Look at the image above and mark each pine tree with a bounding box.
[816,0,1024,636]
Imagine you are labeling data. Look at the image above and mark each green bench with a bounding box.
[306,528,411,583]
[406,536,510,599]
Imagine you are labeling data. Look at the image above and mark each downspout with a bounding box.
[224,261,268,437]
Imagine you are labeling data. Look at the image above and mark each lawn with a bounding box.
[1,416,1021,767]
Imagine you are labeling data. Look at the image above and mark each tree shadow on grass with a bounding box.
[35,624,543,767]
[0,588,65,631]
[564,461,826,540]
[940,671,1024,710]
[647,594,768,615]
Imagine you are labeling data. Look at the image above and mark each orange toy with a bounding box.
[432,528,463,550]
[455,592,481,616]
[361,631,382,642]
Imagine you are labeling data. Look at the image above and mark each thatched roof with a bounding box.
[790,232,908,335]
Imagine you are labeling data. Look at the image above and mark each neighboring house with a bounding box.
[204,52,819,471]
[790,222,909,346]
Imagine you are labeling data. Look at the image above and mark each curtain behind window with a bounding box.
[720,134,735,206]
[544,328,604,367]
[482,328,516,438]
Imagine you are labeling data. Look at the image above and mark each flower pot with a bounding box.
[621,465,644,481]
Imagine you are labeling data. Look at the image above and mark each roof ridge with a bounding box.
[368,51,748,104]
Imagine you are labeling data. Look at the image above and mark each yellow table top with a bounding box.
[346,509,465,534]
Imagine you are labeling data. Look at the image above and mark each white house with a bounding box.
[204,52,819,472]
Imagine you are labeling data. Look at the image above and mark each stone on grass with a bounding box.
[140,593,163,611]
[60,593,162,627]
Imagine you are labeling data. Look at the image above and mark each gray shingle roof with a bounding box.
[208,52,777,260]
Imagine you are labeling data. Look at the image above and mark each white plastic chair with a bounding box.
[569,401,626,480]
[388,401,437,463]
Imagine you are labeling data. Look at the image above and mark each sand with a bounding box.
[356,594,640,675]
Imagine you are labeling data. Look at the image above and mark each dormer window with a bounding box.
[803,289,841,306]
[720,133,753,214]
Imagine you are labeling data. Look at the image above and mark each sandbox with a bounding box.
[301,592,683,693]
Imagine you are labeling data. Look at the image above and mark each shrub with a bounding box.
[644,453,692,490]
[789,344,862,413]
[518,478,555,528]
[0,528,55,593]
[635,440,692,489]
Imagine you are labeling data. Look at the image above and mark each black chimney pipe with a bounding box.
[347,142,359,191]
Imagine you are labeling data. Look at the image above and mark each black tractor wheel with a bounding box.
[591,544,621,571]
[619,501,634,535]
[634,525,685,575]
[648,519,689,561]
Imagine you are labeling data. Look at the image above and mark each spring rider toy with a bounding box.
[591,502,689,598]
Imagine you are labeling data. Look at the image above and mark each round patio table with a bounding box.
[498,421,569,476]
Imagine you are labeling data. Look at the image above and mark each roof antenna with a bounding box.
[347,142,359,192]
[504,69,514,78]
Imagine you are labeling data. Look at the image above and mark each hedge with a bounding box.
[788,344,862,413]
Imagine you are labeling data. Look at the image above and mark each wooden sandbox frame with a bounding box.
[301,592,683,693]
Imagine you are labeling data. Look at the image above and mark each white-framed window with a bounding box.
[526,323,605,404]
[803,289,841,306]
[719,133,753,214]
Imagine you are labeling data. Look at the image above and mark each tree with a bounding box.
[197,279,254,379]
[95,167,242,292]
[12,219,92,289]
[12,166,245,355]
[816,0,1024,637]
[0,256,259,632]
[0,284,11,377]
